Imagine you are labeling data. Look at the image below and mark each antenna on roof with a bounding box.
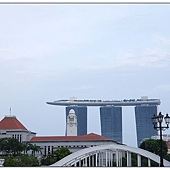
[9,107,11,116]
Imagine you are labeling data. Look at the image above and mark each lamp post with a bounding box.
[151,112,170,167]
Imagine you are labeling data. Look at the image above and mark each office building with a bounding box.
[100,106,122,143]
[66,106,87,136]
[135,105,158,147]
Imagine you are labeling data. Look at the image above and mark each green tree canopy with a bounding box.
[22,142,32,154]
[139,139,168,157]
[41,146,71,166]
[53,146,71,161]
[3,155,39,167]
[0,138,23,156]
[30,143,41,156]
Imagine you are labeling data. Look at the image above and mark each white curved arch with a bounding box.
[50,144,170,167]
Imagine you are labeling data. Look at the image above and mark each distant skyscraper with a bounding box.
[66,106,87,136]
[100,106,122,143]
[135,105,158,147]
[47,97,161,146]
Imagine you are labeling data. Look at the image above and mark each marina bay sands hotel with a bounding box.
[46,96,160,147]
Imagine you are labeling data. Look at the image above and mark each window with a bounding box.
[52,146,54,154]
[19,134,22,142]
[48,146,50,154]
[44,146,46,156]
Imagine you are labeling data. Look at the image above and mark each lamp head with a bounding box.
[164,113,170,126]
[157,112,164,123]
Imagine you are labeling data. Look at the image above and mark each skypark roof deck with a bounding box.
[46,98,161,107]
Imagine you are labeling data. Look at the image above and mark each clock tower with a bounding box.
[66,109,77,136]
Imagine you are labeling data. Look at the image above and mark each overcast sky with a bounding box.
[0,4,170,147]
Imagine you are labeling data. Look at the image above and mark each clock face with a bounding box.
[69,122,73,127]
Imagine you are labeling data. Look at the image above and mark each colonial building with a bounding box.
[0,115,36,142]
[30,133,117,157]
[0,115,118,158]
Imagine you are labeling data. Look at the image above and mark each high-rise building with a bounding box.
[100,106,122,143]
[66,106,87,136]
[135,105,158,147]
[47,97,161,146]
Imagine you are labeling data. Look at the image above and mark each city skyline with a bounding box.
[1,4,170,147]
[47,96,160,145]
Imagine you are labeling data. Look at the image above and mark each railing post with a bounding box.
[148,158,151,167]
[127,151,131,167]
[95,152,98,167]
[137,154,141,167]
[116,150,119,167]
[85,156,87,167]
[98,152,101,166]
[106,150,108,167]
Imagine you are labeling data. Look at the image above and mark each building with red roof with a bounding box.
[0,116,36,142]
[0,115,117,158]
[30,133,117,156]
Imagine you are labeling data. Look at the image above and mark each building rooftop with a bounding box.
[30,133,115,142]
[0,116,28,131]
[46,97,161,107]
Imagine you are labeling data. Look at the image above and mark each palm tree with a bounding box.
[22,142,32,154]
[30,144,41,156]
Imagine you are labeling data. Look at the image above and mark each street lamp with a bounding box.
[151,112,170,167]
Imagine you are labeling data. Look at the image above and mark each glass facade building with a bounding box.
[100,106,122,143]
[135,105,158,147]
[66,106,87,136]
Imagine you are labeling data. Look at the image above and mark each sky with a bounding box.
[0,3,170,147]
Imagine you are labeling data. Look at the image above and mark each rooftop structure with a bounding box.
[46,96,161,107]
[0,116,36,142]
[30,133,114,142]
[30,133,118,156]
[0,116,28,131]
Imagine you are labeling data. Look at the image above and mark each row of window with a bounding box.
[43,145,96,156]
[12,134,22,142]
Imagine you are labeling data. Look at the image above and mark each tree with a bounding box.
[3,155,39,167]
[41,154,57,166]
[139,139,169,166]
[0,138,23,156]
[22,142,41,156]
[41,147,71,166]
[140,139,168,157]
[22,142,32,154]
[30,144,41,156]
[53,146,71,161]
